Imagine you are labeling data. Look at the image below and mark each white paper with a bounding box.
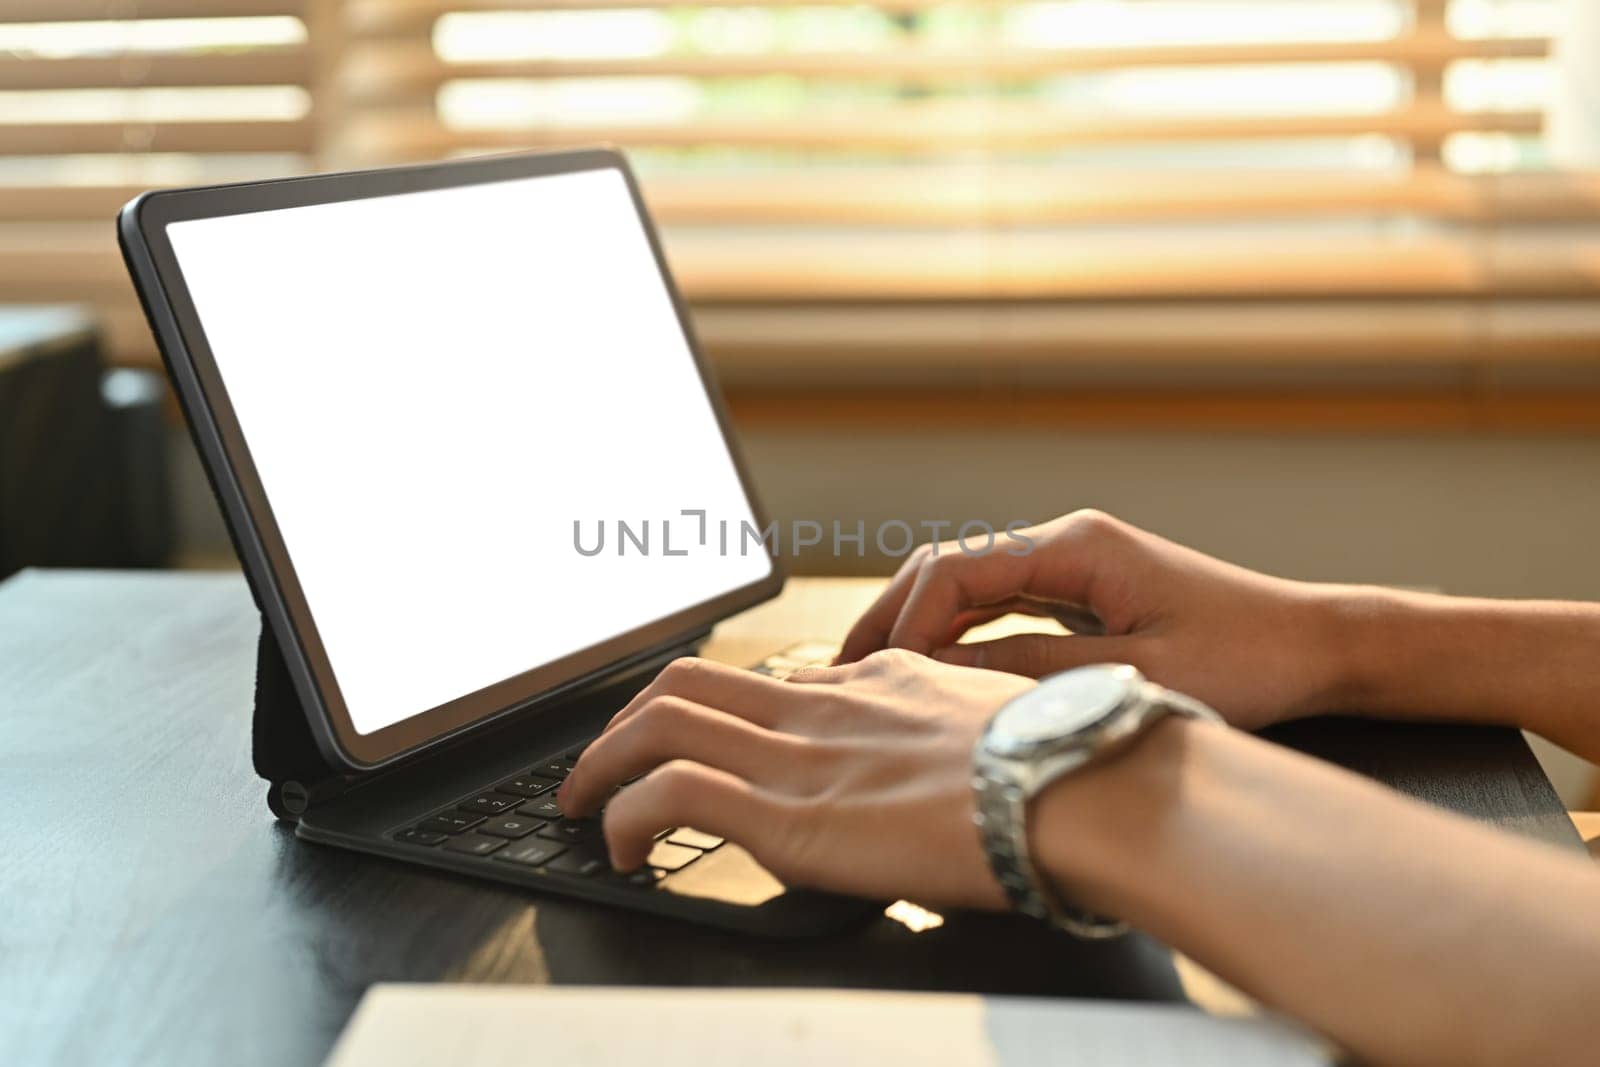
[325,985,1332,1067]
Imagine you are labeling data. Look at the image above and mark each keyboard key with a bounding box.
[627,868,665,889]
[538,817,598,844]
[667,828,724,851]
[549,844,611,877]
[420,811,484,835]
[518,796,564,820]
[479,815,544,839]
[443,833,506,857]
[564,742,590,760]
[646,841,702,872]
[395,828,447,847]
[496,774,560,799]
[532,758,573,779]
[495,839,566,868]
[459,793,517,816]
[756,657,804,680]
[756,642,837,679]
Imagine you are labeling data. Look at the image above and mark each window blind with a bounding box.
[3,0,1597,377]
[0,0,317,364]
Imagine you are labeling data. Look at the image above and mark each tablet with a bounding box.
[120,149,782,769]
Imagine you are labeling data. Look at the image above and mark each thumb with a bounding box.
[932,633,1142,679]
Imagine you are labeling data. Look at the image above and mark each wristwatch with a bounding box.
[971,663,1223,938]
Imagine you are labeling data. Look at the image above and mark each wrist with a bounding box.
[1296,582,1419,716]
[1311,584,1446,715]
[1308,586,1600,749]
[1026,715,1199,919]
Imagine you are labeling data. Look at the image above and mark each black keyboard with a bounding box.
[388,739,724,888]
[386,643,834,890]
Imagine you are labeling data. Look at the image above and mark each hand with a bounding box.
[558,651,1033,906]
[838,509,1346,730]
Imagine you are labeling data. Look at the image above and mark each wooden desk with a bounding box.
[1572,812,1600,860]
[1,571,1581,1067]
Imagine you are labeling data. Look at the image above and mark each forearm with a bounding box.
[1316,587,1600,760]
[1035,719,1600,1067]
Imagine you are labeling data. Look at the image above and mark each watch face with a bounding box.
[986,664,1139,757]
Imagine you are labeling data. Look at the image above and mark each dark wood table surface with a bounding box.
[2,570,1581,1067]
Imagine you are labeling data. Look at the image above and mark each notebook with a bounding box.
[325,985,1334,1067]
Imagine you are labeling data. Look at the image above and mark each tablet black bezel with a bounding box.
[120,148,785,770]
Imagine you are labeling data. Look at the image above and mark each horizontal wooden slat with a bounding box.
[670,231,1600,301]
[34,279,1600,377]
[357,102,1541,158]
[352,0,1467,35]
[1453,172,1600,223]
[0,118,313,155]
[11,223,1600,302]
[349,0,961,36]
[698,302,1486,369]
[0,48,311,92]
[673,235,1479,300]
[0,0,302,21]
[639,167,1600,226]
[694,300,1600,373]
[0,236,136,293]
[9,169,1599,228]
[724,386,1600,433]
[28,244,1600,369]
[345,32,1547,100]
[0,186,143,222]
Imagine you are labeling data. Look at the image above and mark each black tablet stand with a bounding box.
[252,617,350,821]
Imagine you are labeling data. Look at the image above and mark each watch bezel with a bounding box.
[981,663,1147,761]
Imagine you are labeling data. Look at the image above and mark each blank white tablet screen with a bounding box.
[166,167,771,735]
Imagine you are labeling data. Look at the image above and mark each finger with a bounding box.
[887,519,1116,655]
[932,633,1143,679]
[604,656,794,737]
[886,550,1038,655]
[602,760,792,872]
[561,695,803,816]
[838,543,1065,661]
[836,544,941,663]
